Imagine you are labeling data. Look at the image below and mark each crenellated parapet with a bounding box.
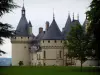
[41,40,64,47]
[11,36,33,44]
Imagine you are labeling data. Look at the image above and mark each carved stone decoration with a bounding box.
[30,45,41,53]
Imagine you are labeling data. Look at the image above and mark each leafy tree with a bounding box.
[0,50,6,56]
[86,0,100,65]
[18,61,24,66]
[64,24,92,71]
[0,0,18,54]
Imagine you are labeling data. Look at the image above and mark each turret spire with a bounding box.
[22,0,25,16]
[53,8,55,20]
[73,12,74,21]
[77,13,79,21]
[68,11,70,17]
[23,0,24,7]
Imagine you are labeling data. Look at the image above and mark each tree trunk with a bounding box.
[80,59,83,72]
[97,59,99,66]
[97,40,100,66]
[71,57,72,66]
[66,54,67,66]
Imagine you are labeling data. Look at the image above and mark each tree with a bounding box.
[0,0,18,54]
[86,0,100,65]
[64,24,92,72]
[0,50,6,56]
[18,61,24,66]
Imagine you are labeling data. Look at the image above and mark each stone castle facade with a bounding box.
[11,5,97,66]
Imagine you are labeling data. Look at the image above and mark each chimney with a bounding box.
[39,27,43,34]
[45,21,49,31]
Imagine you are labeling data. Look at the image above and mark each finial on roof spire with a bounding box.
[23,0,24,7]
[77,13,79,21]
[22,0,25,16]
[68,11,70,16]
[53,8,55,20]
[73,12,74,21]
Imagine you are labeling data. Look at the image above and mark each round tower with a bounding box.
[11,4,33,66]
[11,36,33,66]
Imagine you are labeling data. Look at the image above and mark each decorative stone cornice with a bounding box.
[41,46,63,49]
[37,59,63,60]
[11,40,31,44]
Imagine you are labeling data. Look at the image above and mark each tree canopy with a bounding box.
[0,0,18,54]
[64,24,92,71]
[86,0,100,39]
[86,0,100,63]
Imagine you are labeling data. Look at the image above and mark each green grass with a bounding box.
[0,66,99,75]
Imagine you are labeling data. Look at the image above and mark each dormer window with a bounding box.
[48,40,50,43]
[43,40,44,43]
[55,40,56,43]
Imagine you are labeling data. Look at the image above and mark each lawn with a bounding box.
[0,66,99,75]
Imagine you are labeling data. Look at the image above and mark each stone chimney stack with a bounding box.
[39,27,43,34]
[45,21,49,31]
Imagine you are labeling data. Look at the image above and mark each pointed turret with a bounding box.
[15,2,32,36]
[64,12,71,29]
[77,13,79,21]
[83,15,89,32]
[42,12,62,40]
[73,12,74,21]
[63,12,71,39]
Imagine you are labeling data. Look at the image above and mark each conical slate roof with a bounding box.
[35,31,45,41]
[15,6,31,36]
[62,14,71,39]
[71,20,80,26]
[42,19,63,40]
[83,16,88,32]
[64,15,71,31]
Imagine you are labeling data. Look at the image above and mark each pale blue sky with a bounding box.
[0,0,92,58]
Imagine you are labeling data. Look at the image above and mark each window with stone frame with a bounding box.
[43,40,44,43]
[44,51,46,59]
[39,54,41,60]
[37,54,38,60]
[59,51,62,58]
[48,40,50,43]
[55,40,57,43]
